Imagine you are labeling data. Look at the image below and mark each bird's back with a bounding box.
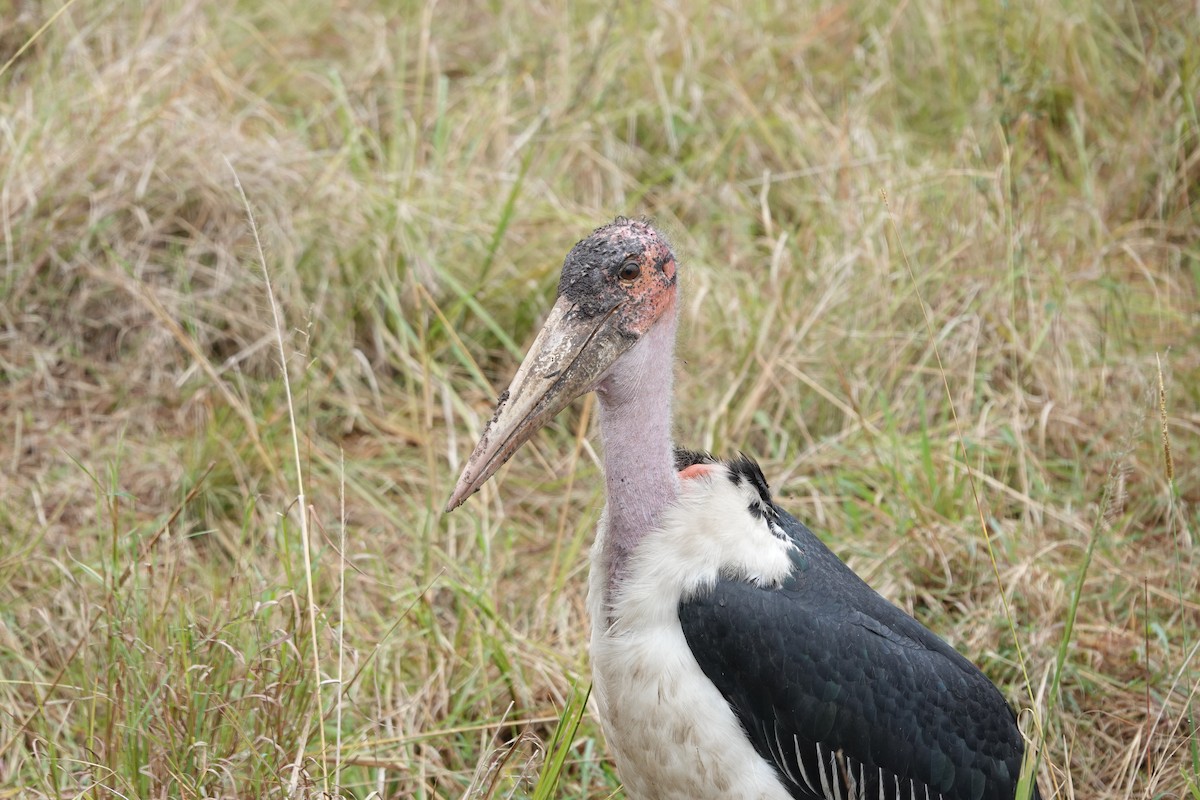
[678,484,1038,800]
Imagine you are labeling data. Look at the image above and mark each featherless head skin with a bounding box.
[446,218,678,511]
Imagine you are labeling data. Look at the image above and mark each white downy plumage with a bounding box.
[587,462,797,800]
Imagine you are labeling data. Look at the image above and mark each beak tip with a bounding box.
[446,465,483,512]
[445,484,470,513]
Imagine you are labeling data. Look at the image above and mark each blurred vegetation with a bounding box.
[0,0,1197,797]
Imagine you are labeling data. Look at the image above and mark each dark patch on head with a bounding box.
[726,453,782,528]
[674,447,718,472]
[556,217,677,319]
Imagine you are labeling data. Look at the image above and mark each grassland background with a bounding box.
[1,0,1198,798]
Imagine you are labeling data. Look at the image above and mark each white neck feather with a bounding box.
[607,465,796,631]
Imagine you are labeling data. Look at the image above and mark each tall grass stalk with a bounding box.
[229,160,328,794]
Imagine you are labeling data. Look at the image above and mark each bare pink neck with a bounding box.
[594,316,679,589]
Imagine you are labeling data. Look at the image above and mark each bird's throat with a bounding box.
[594,318,679,595]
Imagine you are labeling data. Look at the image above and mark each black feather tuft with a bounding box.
[674,447,718,472]
[726,453,773,502]
[722,453,784,532]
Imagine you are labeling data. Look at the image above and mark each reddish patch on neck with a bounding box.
[678,463,713,480]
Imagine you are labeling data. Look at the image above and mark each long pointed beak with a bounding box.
[445,295,636,511]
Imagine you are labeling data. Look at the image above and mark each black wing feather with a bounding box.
[678,507,1037,800]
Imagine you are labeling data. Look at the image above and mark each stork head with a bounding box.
[446,218,678,511]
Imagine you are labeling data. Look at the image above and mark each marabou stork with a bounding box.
[446,218,1038,800]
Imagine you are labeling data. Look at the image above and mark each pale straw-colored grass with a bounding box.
[1,1,1196,797]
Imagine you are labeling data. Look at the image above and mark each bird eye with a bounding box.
[617,260,641,282]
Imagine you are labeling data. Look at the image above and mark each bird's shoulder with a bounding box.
[670,451,1031,800]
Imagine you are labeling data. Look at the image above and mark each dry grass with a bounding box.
[1,0,1197,797]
